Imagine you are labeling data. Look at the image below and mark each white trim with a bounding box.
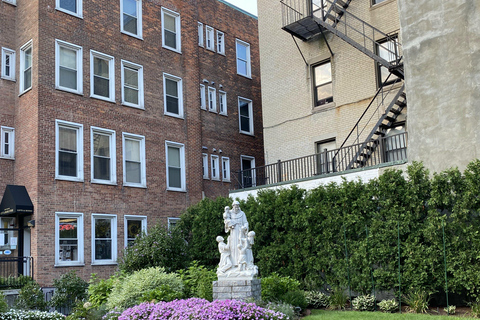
[19,40,33,94]
[55,212,84,267]
[91,213,117,265]
[216,31,225,55]
[56,0,82,18]
[122,132,146,188]
[240,155,256,187]
[200,84,206,110]
[222,156,230,182]
[91,127,116,185]
[206,25,215,51]
[211,154,220,180]
[1,48,15,81]
[161,7,181,53]
[198,22,204,47]
[238,96,254,135]
[236,39,251,78]
[168,217,180,230]
[124,215,147,247]
[165,140,186,192]
[121,60,144,109]
[163,73,183,118]
[120,0,143,39]
[1,126,15,159]
[55,120,84,182]
[208,86,216,112]
[55,40,83,95]
[90,50,115,102]
[219,90,227,115]
[202,153,209,179]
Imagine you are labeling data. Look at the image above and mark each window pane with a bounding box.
[60,68,77,89]
[94,76,109,97]
[60,47,77,69]
[165,31,177,49]
[165,79,178,97]
[124,15,138,34]
[94,157,110,180]
[93,134,110,157]
[59,218,78,238]
[126,161,141,183]
[125,139,140,161]
[127,220,142,238]
[236,43,247,60]
[95,219,111,238]
[59,152,77,176]
[166,96,179,114]
[24,48,32,69]
[168,146,180,167]
[239,101,249,116]
[240,117,250,132]
[168,167,181,188]
[164,14,176,32]
[94,57,109,78]
[59,127,77,152]
[314,63,331,85]
[95,240,112,260]
[123,0,137,16]
[124,87,139,104]
[237,60,247,76]
[316,83,333,102]
[124,68,138,87]
[24,68,31,90]
[60,0,76,13]
[59,240,78,261]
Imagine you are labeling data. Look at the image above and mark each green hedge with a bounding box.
[179,160,480,299]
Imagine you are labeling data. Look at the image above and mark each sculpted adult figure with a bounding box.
[228,200,249,266]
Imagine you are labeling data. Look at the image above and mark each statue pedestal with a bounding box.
[213,279,261,301]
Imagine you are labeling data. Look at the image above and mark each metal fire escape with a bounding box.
[281,0,406,169]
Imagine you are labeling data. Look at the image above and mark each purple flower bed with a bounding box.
[118,298,288,320]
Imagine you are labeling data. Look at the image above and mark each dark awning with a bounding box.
[0,185,34,216]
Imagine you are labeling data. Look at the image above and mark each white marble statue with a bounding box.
[217,201,258,280]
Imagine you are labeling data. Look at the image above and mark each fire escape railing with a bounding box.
[0,256,34,288]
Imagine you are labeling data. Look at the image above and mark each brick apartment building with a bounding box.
[0,0,263,286]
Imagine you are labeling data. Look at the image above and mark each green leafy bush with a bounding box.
[471,299,480,318]
[139,285,182,303]
[444,305,456,314]
[14,281,48,311]
[281,290,307,309]
[378,298,398,313]
[352,294,375,311]
[0,309,65,320]
[403,290,430,313]
[177,261,216,301]
[50,271,88,310]
[106,267,183,310]
[328,287,348,310]
[65,301,106,320]
[0,293,8,313]
[304,291,329,308]
[261,273,301,302]
[88,273,115,308]
[119,224,190,274]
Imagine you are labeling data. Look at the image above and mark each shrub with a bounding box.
[261,273,301,302]
[119,224,190,274]
[281,290,307,310]
[444,305,456,315]
[106,267,183,310]
[352,294,375,311]
[304,291,329,308]
[65,301,106,320]
[378,298,398,313]
[0,309,65,320]
[139,285,182,303]
[0,293,8,313]
[101,308,122,320]
[403,290,430,313]
[177,261,216,301]
[50,271,88,310]
[328,287,347,310]
[88,273,116,308]
[14,281,48,311]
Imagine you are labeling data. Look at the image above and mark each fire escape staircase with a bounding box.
[281,0,406,170]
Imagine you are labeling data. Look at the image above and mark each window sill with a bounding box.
[239,131,255,137]
[162,45,182,54]
[217,52,226,56]
[55,7,83,19]
[55,263,85,267]
[206,47,216,52]
[219,113,228,117]
[91,261,118,266]
[56,176,84,182]
[167,187,186,193]
[237,73,252,80]
[212,178,221,181]
[164,112,184,120]
[223,179,231,183]
[1,76,15,82]
[203,177,210,180]
[91,94,115,104]
[56,86,83,96]
[2,0,17,6]
[18,87,32,97]
[370,0,396,10]
[0,156,15,160]
[123,183,147,189]
[122,102,145,110]
[121,31,143,40]
[208,109,217,113]
[312,101,336,113]
[91,180,117,186]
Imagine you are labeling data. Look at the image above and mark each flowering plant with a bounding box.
[0,309,65,320]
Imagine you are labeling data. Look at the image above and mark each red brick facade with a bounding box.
[0,0,263,286]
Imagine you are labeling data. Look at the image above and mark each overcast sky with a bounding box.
[224,0,258,16]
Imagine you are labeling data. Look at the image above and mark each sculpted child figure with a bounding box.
[216,236,232,274]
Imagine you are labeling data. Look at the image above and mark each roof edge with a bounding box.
[216,0,258,19]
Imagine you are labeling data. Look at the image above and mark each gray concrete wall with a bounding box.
[398,0,480,173]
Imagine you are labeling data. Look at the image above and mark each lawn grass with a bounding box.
[303,310,477,320]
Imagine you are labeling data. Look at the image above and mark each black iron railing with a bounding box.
[233,132,407,190]
[0,256,34,288]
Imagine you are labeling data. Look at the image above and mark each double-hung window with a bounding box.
[216,31,225,54]
[55,212,84,266]
[238,97,253,135]
[19,40,33,94]
[200,84,206,110]
[55,40,83,94]
[219,91,227,115]
[198,22,204,47]
[90,51,115,102]
[56,0,82,18]
[202,153,209,179]
[56,120,83,181]
[222,157,230,181]
[124,215,147,246]
[168,217,180,230]
[92,214,117,265]
[123,133,146,187]
[313,61,333,106]
[211,155,220,180]
[236,39,251,78]
[166,141,185,191]
[376,37,400,87]
[1,48,15,81]
[206,26,215,51]
[91,127,116,184]
[162,8,181,53]
[163,73,183,118]
[208,87,216,112]
[121,60,144,108]
[1,127,14,159]
[121,0,142,38]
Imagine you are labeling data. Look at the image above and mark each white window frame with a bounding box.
[222,157,230,181]
[200,84,206,110]
[55,120,84,182]
[91,127,116,185]
[208,87,216,112]
[236,39,251,78]
[216,31,225,55]
[165,141,186,192]
[163,73,183,118]
[241,155,256,187]
[55,40,83,95]
[91,214,117,265]
[161,7,181,53]
[2,0,16,6]
[56,0,82,18]
[120,0,143,39]
[238,96,254,135]
[124,215,147,247]
[206,25,215,51]
[90,51,115,102]
[122,132,146,188]
[202,153,209,179]
[211,155,220,180]
[198,22,204,47]
[55,212,84,267]
[1,48,15,81]
[19,40,33,94]
[121,60,144,109]
[219,91,227,115]
[168,217,180,230]
[1,126,15,159]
